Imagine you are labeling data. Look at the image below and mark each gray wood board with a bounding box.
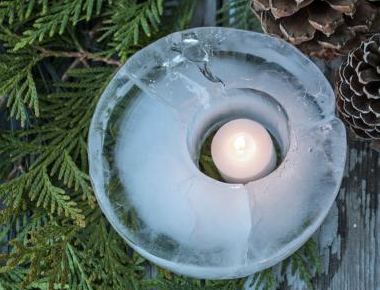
[279,139,380,290]
[315,140,380,290]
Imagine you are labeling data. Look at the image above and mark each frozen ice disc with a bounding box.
[89,28,346,279]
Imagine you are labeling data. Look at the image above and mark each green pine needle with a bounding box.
[99,0,165,61]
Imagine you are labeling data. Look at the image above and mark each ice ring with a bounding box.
[88,27,347,279]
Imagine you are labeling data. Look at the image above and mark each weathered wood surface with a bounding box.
[272,57,380,290]
[277,139,380,290]
[312,140,380,290]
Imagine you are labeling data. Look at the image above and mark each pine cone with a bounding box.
[251,0,380,59]
[336,34,380,148]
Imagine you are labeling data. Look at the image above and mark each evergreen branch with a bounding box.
[99,0,164,60]
[0,0,42,24]
[38,48,122,67]
[0,267,64,290]
[29,169,84,226]
[50,151,95,209]
[78,217,146,288]
[0,174,27,212]
[0,67,113,230]
[66,244,93,290]
[250,268,278,290]
[143,278,245,290]
[0,133,44,163]
[0,53,42,126]
[14,0,111,49]
[281,239,321,290]
[1,27,121,67]
[0,272,23,290]
[5,161,25,181]
[0,269,39,290]
[13,212,50,244]
[0,225,79,290]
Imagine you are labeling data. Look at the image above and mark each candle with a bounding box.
[211,119,277,184]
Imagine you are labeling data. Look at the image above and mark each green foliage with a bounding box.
[217,0,262,31]
[281,239,322,290]
[145,278,246,290]
[13,0,111,50]
[99,0,164,60]
[1,226,74,289]
[250,269,278,290]
[0,31,42,126]
[51,151,93,207]
[199,132,224,182]
[0,1,322,290]
[0,268,48,290]
[98,0,199,61]
[0,65,114,227]
[0,0,47,24]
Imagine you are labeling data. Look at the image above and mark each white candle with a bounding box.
[211,119,277,184]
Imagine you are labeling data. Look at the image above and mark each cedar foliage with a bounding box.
[0,0,321,289]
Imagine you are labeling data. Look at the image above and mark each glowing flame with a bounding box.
[233,135,247,154]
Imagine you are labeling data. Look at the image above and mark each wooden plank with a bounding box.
[275,140,380,290]
[313,140,380,290]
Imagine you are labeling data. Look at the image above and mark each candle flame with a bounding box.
[231,134,256,161]
[233,135,247,153]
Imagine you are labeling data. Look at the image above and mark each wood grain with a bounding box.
[312,139,380,290]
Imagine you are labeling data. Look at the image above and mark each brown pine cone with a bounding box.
[251,0,380,59]
[336,34,380,148]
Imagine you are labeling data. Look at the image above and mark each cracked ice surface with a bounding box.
[88,28,347,279]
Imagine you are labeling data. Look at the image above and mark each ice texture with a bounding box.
[88,28,347,279]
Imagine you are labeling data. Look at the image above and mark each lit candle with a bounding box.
[211,119,277,184]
